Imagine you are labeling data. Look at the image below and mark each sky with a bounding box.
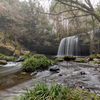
[39,0,100,10]
[21,0,100,8]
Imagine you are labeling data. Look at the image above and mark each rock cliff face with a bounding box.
[0,44,14,56]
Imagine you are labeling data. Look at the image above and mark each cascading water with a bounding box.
[57,27,100,57]
[57,36,78,56]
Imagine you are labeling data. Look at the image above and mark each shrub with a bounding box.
[14,82,100,100]
[24,53,31,59]
[21,57,53,72]
[74,58,88,63]
[33,54,46,59]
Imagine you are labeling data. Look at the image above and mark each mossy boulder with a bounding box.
[0,53,16,61]
[62,55,76,61]
[0,60,7,65]
[88,53,100,60]
[74,58,88,63]
[0,44,14,56]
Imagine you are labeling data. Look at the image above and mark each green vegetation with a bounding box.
[0,60,7,65]
[23,53,32,59]
[0,53,16,61]
[21,54,53,72]
[33,54,47,59]
[54,57,64,63]
[74,58,88,63]
[88,53,100,60]
[54,55,76,63]
[14,82,100,100]
[94,60,100,64]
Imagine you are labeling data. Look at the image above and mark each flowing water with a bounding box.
[57,28,100,57]
[0,62,21,77]
[0,61,100,100]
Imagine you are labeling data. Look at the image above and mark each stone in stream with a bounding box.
[30,71,37,76]
[49,65,60,72]
[0,60,7,65]
[80,71,87,75]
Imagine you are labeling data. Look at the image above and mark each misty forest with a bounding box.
[0,0,100,100]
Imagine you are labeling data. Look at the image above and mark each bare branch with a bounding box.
[59,14,90,22]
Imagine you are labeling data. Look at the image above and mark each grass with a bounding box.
[13,82,100,100]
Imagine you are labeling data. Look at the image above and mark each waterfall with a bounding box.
[57,27,100,57]
[57,36,78,56]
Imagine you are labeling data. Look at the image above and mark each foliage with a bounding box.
[0,0,60,53]
[23,53,32,59]
[0,53,16,61]
[14,82,100,100]
[33,54,47,59]
[94,60,100,64]
[74,58,88,63]
[21,57,53,72]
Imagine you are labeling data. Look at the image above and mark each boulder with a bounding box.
[15,56,25,62]
[49,65,60,72]
[0,44,14,56]
[0,60,7,65]
[93,58,100,61]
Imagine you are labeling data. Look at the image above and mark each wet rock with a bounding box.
[59,73,62,76]
[93,58,100,61]
[80,71,87,75]
[49,65,60,72]
[21,72,27,74]
[79,85,85,90]
[16,56,25,62]
[0,60,7,65]
[30,71,37,76]
[0,44,14,56]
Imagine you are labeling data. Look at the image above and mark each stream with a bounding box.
[0,61,100,100]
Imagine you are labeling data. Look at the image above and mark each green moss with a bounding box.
[94,60,100,64]
[88,53,100,60]
[62,55,76,61]
[0,53,16,61]
[54,57,64,63]
[74,58,88,63]
[0,60,7,65]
